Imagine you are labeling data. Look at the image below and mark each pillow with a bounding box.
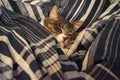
[66,1,120,57]
[82,13,120,79]
[67,2,120,71]
[77,1,120,51]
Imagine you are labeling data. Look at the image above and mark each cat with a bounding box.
[43,6,83,48]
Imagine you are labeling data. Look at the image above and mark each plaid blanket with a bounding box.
[0,0,120,80]
[0,7,79,80]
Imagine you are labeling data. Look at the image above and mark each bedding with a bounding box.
[0,0,120,80]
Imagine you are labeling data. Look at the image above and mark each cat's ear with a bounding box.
[73,20,83,31]
[49,6,60,20]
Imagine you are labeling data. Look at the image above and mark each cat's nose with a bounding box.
[63,36,68,41]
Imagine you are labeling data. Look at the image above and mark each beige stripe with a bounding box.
[79,72,95,80]
[1,69,13,79]
[0,1,3,7]
[20,46,30,57]
[70,0,84,21]
[0,53,13,68]
[23,3,37,20]
[42,54,60,67]
[66,29,86,57]
[0,36,38,80]
[99,1,119,19]
[81,0,96,21]
[87,0,104,26]
[26,54,36,65]
[13,66,23,77]
[82,47,91,70]
[102,9,120,20]
[12,31,31,49]
[34,42,56,56]
[64,71,82,79]
[1,0,13,11]
[21,0,28,2]
[97,64,119,80]
[31,35,54,47]
[47,61,61,75]
[36,6,45,25]
[35,70,42,79]
[30,0,42,5]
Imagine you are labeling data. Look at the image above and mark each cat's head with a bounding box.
[44,6,83,47]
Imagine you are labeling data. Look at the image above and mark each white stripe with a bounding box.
[36,6,45,25]
[0,1,3,8]
[99,1,119,19]
[35,70,42,79]
[87,0,104,26]
[81,0,96,21]
[34,40,56,55]
[30,0,42,5]
[65,0,79,20]
[69,0,85,21]
[1,0,13,11]
[79,72,95,80]
[30,0,51,5]
[23,3,37,21]
[42,54,59,67]
[102,9,120,20]
[66,29,86,57]
[82,47,91,70]
[13,66,23,76]
[0,53,13,68]
[105,21,120,68]
[12,30,31,49]
[97,64,120,80]
[36,6,45,20]
[47,61,61,75]
[21,0,29,2]
[26,54,36,65]
[0,36,38,80]
[0,66,13,79]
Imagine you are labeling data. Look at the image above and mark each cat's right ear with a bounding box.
[73,20,83,31]
[49,6,60,20]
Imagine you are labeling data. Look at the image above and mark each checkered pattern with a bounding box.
[0,0,120,80]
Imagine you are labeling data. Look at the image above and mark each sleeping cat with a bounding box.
[43,6,83,47]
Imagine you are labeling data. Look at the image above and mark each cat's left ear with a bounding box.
[73,20,83,31]
[49,6,60,20]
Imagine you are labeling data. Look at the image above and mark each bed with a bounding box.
[0,0,120,80]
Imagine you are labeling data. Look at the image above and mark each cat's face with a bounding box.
[44,6,83,47]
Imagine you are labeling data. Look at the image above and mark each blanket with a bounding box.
[0,0,120,80]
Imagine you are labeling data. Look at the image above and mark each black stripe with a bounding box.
[60,0,77,18]
[77,0,101,32]
[64,0,83,20]
[31,5,41,22]
[108,4,120,16]
[74,0,91,21]
[0,42,12,58]
[100,0,111,14]
[98,1,111,19]
[8,0,21,14]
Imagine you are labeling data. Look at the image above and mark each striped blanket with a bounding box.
[0,0,120,80]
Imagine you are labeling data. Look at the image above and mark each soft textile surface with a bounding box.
[0,7,79,80]
[0,0,120,80]
[82,13,120,80]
